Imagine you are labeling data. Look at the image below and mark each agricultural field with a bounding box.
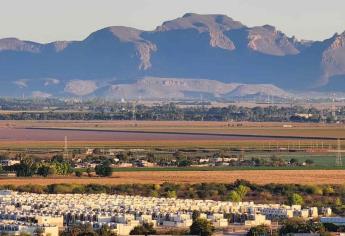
[0,120,345,186]
[244,152,339,167]
[0,120,345,148]
[2,170,345,186]
[2,120,345,137]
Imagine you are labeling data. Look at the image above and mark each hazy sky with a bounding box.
[0,0,344,43]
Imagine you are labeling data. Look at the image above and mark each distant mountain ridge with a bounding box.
[0,13,344,98]
[101,77,290,100]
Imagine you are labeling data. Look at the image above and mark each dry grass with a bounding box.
[2,170,345,186]
[2,120,344,138]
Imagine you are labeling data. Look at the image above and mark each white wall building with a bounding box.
[0,190,329,235]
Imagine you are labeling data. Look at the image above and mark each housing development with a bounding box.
[0,190,336,236]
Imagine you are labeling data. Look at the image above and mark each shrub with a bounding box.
[166,190,177,198]
[37,165,56,177]
[190,218,215,236]
[228,190,241,202]
[247,224,271,236]
[95,163,113,177]
[288,193,304,205]
[280,218,325,235]
[75,170,83,177]
[130,223,156,235]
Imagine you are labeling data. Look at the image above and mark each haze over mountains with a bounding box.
[0,13,344,99]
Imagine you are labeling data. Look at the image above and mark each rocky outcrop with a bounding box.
[0,38,42,53]
[321,32,345,84]
[247,25,300,56]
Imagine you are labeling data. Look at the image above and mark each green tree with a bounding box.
[34,227,45,236]
[308,185,323,195]
[61,223,98,236]
[151,190,159,198]
[192,210,201,221]
[247,224,271,236]
[130,223,156,236]
[305,159,314,165]
[335,197,342,206]
[116,152,129,162]
[173,151,185,161]
[51,154,64,163]
[323,185,335,195]
[53,162,72,175]
[37,165,56,177]
[86,168,93,177]
[227,184,250,202]
[166,190,177,198]
[323,223,340,233]
[290,158,299,165]
[280,218,325,235]
[153,184,161,191]
[190,218,215,236]
[235,185,250,200]
[288,193,304,205]
[98,225,116,236]
[177,159,192,167]
[228,190,241,202]
[75,169,83,177]
[95,162,113,177]
[270,155,284,166]
[146,152,156,163]
[15,158,37,177]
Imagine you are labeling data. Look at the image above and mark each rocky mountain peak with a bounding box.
[0,38,42,53]
[158,13,245,32]
[247,25,300,56]
[262,24,277,32]
[107,26,144,42]
[329,33,345,50]
[157,13,245,51]
[85,26,156,70]
[50,41,71,52]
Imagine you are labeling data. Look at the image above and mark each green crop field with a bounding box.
[244,152,339,167]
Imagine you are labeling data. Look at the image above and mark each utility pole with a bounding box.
[336,139,342,167]
[200,95,205,121]
[132,100,137,121]
[63,136,69,159]
[332,94,337,121]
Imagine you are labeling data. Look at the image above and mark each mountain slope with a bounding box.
[321,32,345,85]
[0,13,344,97]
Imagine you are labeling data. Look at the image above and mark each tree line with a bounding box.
[0,104,341,122]
[2,155,113,178]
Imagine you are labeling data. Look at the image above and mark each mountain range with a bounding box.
[0,13,344,99]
